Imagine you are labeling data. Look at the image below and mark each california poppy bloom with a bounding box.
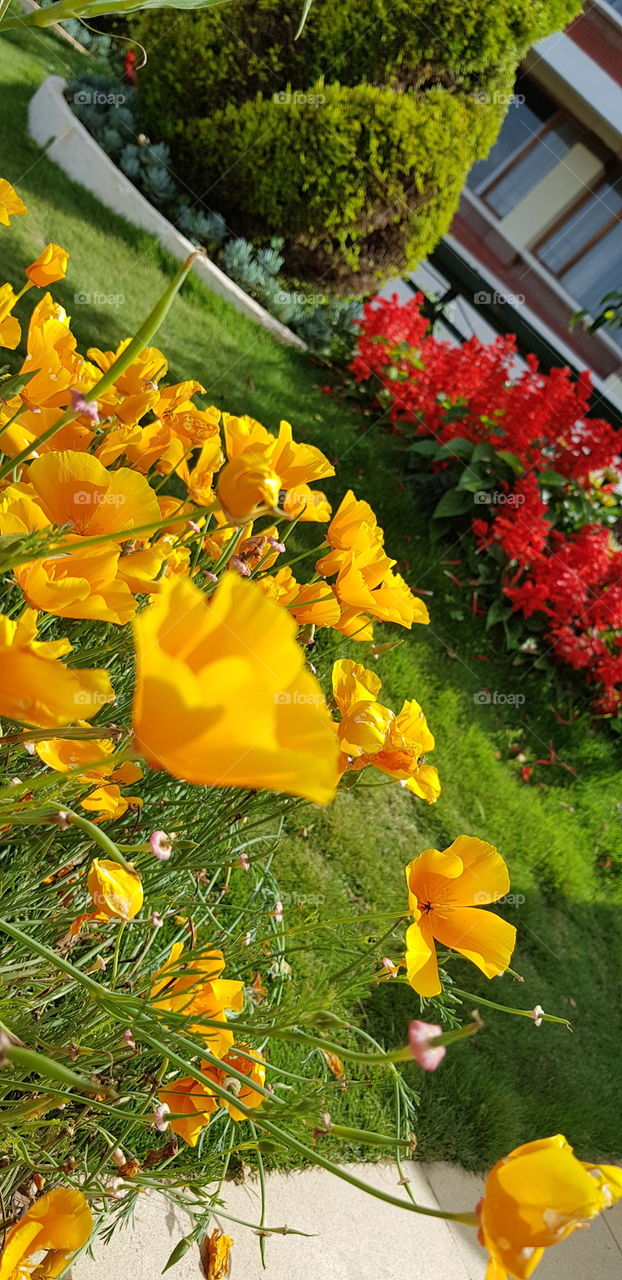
[216,454,281,523]
[332,659,440,802]
[0,282,20,349]
[0,451,163,624]
[0,177,27,226]
[0,1186,92,1279]
[404,836,516,996]
[478,1134,622,1279]
[86,858,144,921]
[201,1044,267,1121]
[157,1075,218,1148]
[25,243,70,288]
[221,415,333,522]
[151,941,244,1058]
[201,1228,233,1279]
[132,573,338,804]
[0,608,113,729]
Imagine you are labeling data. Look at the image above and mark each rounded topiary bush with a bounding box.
[133,0,582,288]
[173,80,506,290]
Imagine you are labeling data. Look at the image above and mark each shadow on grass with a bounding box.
[359,893,622,1170]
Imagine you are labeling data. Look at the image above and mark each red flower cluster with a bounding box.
[351,296,619,481]
[350,295,622,716]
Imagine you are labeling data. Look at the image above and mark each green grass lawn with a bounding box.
[1,17,621,1172]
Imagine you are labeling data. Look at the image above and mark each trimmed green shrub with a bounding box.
[173,78,507,290]
[136,0,582,135]
[133,0,582,288]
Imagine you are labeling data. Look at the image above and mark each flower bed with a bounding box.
[349,294,622,720]
[0,179,621,1280]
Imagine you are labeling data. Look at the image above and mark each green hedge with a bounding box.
[173,78,507,290]
[136,0,582,132]
[134,0,582,288]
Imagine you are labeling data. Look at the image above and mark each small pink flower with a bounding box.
[187,520,202,534]
[238,852,250,871]
[267,537,286,553]
[149,830,173,861]
[382,957,399,978]
[71,390,100,425]
[408,1020,446,1072]
[531,1005,544,1027]
[205,571,218,583]
[244,931,253,946]
[124,1029,136,1050]
[111,1147,126,1168]
[273,900,284,924]
[230,555,251,577]
[154,1103,170,1132]
[151,912,164,929]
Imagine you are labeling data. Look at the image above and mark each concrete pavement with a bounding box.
[70,1160,622,1279]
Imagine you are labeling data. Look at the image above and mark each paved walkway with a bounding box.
[71,1161,622,1279]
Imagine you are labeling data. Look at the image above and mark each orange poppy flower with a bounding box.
[404,836,517,997]
[0,1186,92,1279]
[151,942,244,1058]
[332,659,440,801]
[0,177,28,227]
[25,243,69,288]
[0,608,113,729]
[132,573,338,804]
[478,1134,622,1279]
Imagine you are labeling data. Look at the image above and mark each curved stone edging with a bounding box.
[28,76,306,350]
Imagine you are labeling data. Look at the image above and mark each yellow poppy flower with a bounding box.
[316,488,385,577]
[332,659,440,800]
[1,452,163,623]
[404,836,517,997]
[2,296,97,457]
[257,566,340,629]
[221,415,333,522]
[151,941,244,1058]
[80,782,142,822]
[478,1134,622,1279]
[0,282,20,349]
[0,608,113,728]
[25,244,70,288]
[202,1044,267,1122]
[86,858,143,921]
[132,573,338,804]
[0,177,28,227]
[0,1187,92,1280]
[216,454,281,523]
[157,1075,218,1147]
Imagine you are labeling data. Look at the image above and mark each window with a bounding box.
[468,78,557,199]
[537,180,622,347]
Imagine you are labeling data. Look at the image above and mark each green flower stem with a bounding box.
[60,808,137,876]
[451,987,571,1029]
[2,1045,113,1097]
[0,0,223,29]
[4,502,218,573]
[0,252,203,479]
[137,1025,478,1226]
[0,726,124,747]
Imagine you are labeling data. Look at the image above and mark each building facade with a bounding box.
[437,0,622,412]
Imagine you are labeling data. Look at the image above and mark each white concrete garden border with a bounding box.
[28,76,306,348]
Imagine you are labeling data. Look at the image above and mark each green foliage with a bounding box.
[174,80,506,289]
[135,0,581,287]
[4,22,622,1186]
[136,0,582,131]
